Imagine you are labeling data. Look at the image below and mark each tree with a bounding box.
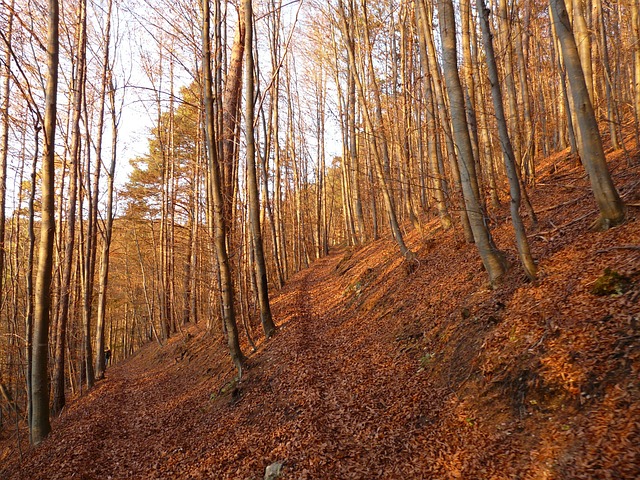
[95,0,117,379]
[416,0,473,241]
[244,0,276,339]
[549,0,625,230]
[335,0,414,260]
[437,0,507,284]
[415,0,452,229]
[202,0,245,377]
[0,0,14,324]
[477,0,537,280]
[632,1,640,144]
[30,0,59,444]
[52,0,87,414]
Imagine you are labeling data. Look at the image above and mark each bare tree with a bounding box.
[437,0,507,284]
[31,0,59,445]
[95,0,116,379]
[335,0,414,260]
[415,0,452,229]
[477,0,537,280]
[202,0,245,376]
[0,0,14,323]
[550,0,625,230]
[417,0,473,241]
[52,0,88,413]
[245,0,276,339]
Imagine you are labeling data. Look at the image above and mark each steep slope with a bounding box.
[1,148,639,479]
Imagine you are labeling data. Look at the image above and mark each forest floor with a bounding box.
[2,145,640,479]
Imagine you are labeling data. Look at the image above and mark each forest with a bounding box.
[0,0,639,477]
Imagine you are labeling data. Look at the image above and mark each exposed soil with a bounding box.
[1,148,639,479]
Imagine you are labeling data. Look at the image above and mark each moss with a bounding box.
[591,268,631,296]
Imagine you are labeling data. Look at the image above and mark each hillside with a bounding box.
[2,148,639,479]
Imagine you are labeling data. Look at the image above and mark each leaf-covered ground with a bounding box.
[2,148,640,479]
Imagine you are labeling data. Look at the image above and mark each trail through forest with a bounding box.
[2,150,640,479]
[4,254,482,478]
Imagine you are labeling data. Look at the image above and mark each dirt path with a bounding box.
[237,253,495,478]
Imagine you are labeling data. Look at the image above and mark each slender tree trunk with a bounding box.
[477,0,537,280]
[55,0,89,408]
[258,141,284,287]
[515,10,536,183]
[261,0,286,286]
[460,0,481,175]
[551,16,578,154]
[476,72,501,210]
[334,61,357,246]
[594,0,619,149]
[337,0,414,259]
[497,0,523,168]
[312,67,329,256]
[348,65,365,243]
[415,0,451,228]
[0,0,14,324]
[270,61,288,280]
[398,15,420,231]
[366,151,379,240]
[632,1,640,144]
[418,0,473,241]
[437,0,507,284]
[222,12,245,229]
[245,0,276,338]
[26,124,40,445]
[132,226,162,347]
[95,43,117,380]
[573,0,594,103]
[202,0,244,376]
[80,0,97,390]
[331,33,357,246]
[31,0,59,444]
[182,145,197,326]
[550,0,625,230]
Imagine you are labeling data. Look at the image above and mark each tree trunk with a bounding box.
[52,0,86,414]
[551,16,578,154]
[475,71,501,210]
[437,0,507,284]
[245,0,276,339]
[222,12,245,229]
[515,9,536,183]
[202,0,245,376]
[477,0,537,280]
[550,0,625,229]
[26,125,40,444]
[331,32,357,247]
[262,0,286,286]
[632,1,640,144]
[594,0,619,149]
[417,0,473,242]
[573,0,594,103]
[497,0,523,168]
[0,0,14,328]
[348,65,366,243]
[398,14,420,231]
[337,0,414,259]
[95,29,117,379]
[460,0,481,176]
[31,0,59,444]
[415,0,451,228]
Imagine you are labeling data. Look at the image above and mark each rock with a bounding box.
[264,461,284,480]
